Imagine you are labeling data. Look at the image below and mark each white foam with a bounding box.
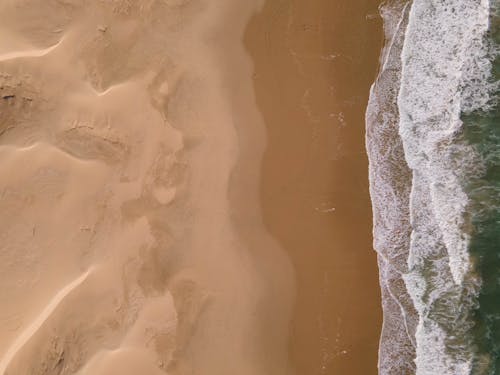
[367,0,494,373]
[399,0,489,284]
[398,0,490,373]
[365,1,417,372]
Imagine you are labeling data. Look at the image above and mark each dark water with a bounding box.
[463,3,500,373]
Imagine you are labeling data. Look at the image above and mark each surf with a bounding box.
[366,0,499,373]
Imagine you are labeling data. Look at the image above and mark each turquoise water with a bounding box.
[463,3,500,373]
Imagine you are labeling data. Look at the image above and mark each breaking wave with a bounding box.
[366,0,500,373]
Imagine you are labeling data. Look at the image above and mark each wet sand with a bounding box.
[245,0,384,373]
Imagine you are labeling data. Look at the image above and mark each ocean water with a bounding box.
[366,0,500,374]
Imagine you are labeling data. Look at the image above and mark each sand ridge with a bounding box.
[0,1,294,374]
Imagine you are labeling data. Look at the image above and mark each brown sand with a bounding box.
[245,0,384,374]
[0,0,383,374]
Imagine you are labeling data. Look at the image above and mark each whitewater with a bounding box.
[366,0,499,374]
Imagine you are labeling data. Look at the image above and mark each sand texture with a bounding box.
[0,0,382,374]
[0,1,294,374]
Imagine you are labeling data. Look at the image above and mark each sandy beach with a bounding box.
[0,0,382,374]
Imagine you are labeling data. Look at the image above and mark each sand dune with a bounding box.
[0,268,93,375]
[0,0,294,374]
[0,39,63,62]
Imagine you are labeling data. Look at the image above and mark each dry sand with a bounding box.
[245,0,383,374]
[0,1,292,374]
[0,0,382,374]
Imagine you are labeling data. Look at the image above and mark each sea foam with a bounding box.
[366,0,494,373]
[366,1,416,373]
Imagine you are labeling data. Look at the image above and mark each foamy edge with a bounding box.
[367,0,493,373]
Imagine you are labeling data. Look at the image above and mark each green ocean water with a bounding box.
[463,3,500,373]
